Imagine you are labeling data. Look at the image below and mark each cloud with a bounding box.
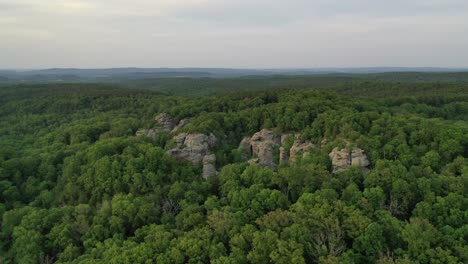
[0,0,467,68]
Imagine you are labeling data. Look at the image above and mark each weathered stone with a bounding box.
[289,140,315,161]
[202,154,217,179]
[247,158,260,165]
[351,147,370,167]
[329,147,369,173]
[155,113,176,131]
[249,129,280,168]
[136,113,177,138]
[172,118,190,132]
[329,148,350,173]
[166,133,217,165]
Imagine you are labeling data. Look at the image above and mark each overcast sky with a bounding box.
[1,0,468,68]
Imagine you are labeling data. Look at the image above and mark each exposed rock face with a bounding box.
[351,148,370,168]
[166,133,217,165]
[329,147,369,173]
[136,113,179,139]
[172,118,190,132]
[249,129,281,168]
[329,148,350,173]
[155,113,176,131]
[240,130,318,167]
[289,140,315,161]
[202,154,217,179]
[173,133,187,146]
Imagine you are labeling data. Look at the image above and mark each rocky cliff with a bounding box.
[243,129,281,168]
[166,133,218,178]
[289,140,315,161]
[202,154,217,179]
[329,147,370,173]
[154,113,176,131]
[136,113,189,139]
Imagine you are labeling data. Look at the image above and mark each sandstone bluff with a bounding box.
[137,115,370,178]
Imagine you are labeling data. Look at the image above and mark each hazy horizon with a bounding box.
[1,0,468,68]
[3,66,468,71]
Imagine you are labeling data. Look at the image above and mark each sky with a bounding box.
[1,0,468,69]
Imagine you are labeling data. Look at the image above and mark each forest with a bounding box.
[0,75,467,263]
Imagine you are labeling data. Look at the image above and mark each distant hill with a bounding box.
[1,67,468,85]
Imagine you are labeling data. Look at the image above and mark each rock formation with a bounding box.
[172,118,190,132]
[154,113,176,131]
[249,129,281,168]
[239,129,319,167]
[202,154,217,179]
[350,148,370,168]
[166,133,218,178]
[329,147,369,173]
[289,140,315,161]
[166,133,217,165]
[136,113,180,139]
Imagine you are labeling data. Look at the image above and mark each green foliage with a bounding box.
[0,80,466,263]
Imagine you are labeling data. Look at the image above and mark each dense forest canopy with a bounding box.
[0,74,467,263]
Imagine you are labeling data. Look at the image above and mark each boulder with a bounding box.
[329,148,351,173]
[329,147,369,173]
[155,113,176,131]
[202,154,217,179]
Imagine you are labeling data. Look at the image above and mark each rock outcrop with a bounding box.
[172,118,190,132]
[202,154,217,179]
[136,113,181,139]
[329,147,369,173]
[350,148,370,167]
[249,129,281,168]
[289,140,315,161]
[154,113,176,131]
[239,129,318,167]
[166,133,217,165]
[166,133,218,178]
